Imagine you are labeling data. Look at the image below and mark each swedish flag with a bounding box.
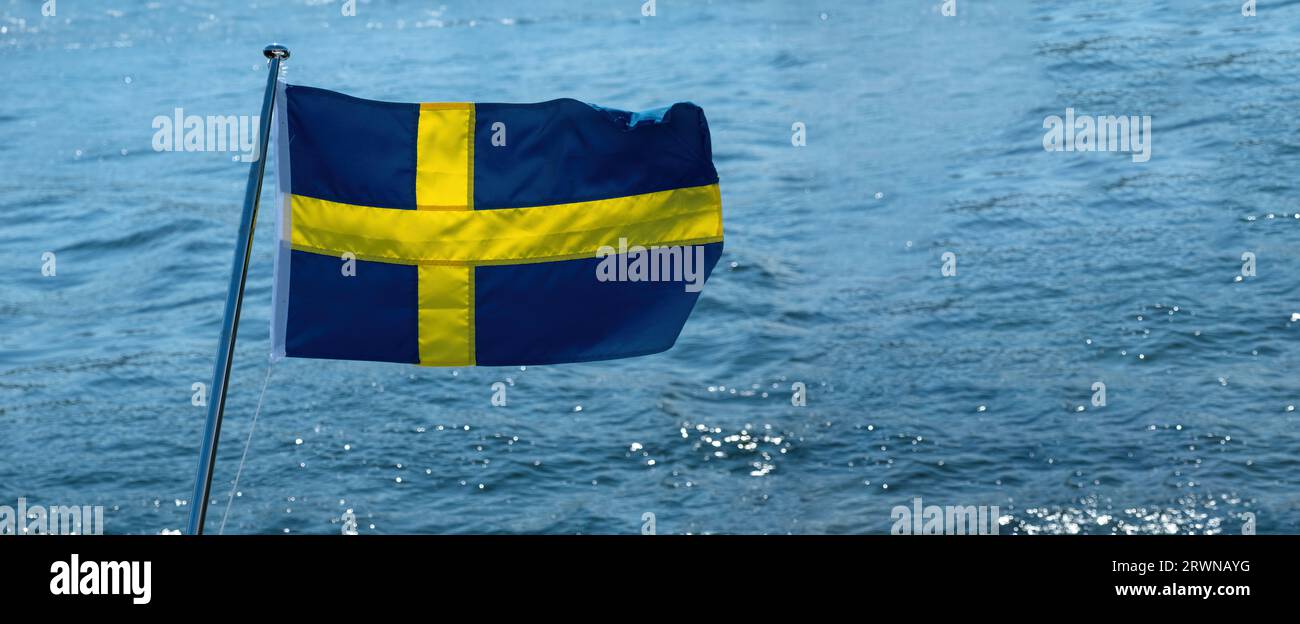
[269,85,724,366]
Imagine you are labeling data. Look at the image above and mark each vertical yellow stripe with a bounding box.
[418,265,472,366]
[465,106,476,208]
[465,106,476,362]
[465,265,476,365]
[416,103,471,210]
[467,108,476,206]
[416,103,475,365]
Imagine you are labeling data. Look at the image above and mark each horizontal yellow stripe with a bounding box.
[290,184,723,266]
[290,236,724,267]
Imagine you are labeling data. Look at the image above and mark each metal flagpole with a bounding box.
[186,44,290,535]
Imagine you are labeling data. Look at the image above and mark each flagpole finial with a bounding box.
[264,44,290,60]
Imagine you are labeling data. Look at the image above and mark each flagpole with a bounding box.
[186,44,290,536]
